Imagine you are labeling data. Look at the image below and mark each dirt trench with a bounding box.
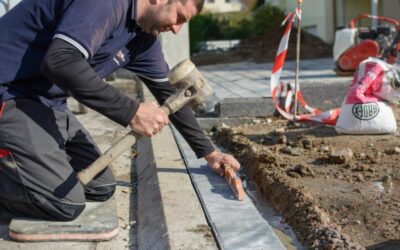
[211,106,400,250]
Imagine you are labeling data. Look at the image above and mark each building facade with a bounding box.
[203,0,243,13]
[265,0,400,44]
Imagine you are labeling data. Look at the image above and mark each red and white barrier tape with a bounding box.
[270,12,341,125]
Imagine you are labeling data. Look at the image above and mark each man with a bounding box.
[0,0,240,221]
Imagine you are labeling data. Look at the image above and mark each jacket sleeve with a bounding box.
[41,38,139,126]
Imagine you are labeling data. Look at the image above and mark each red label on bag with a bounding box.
[0,102,4,117]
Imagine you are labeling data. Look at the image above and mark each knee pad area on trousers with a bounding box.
[29,192,86,221]
[51,201,86,221]
[84,183,116,202]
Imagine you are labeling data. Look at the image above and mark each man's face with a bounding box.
[138,0,198,36]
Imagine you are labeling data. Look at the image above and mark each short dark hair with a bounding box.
[179,0,205,13]
[192,0,205,13]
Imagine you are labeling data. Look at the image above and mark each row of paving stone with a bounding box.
[199,58,352,99]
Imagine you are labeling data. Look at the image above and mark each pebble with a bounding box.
[326,243,336,250]
[281,146,302,156]
[274,128,286,134]
[353,173,364,182]
[386,147,400,155]
[220,122,230,129]
[293,164,315,177]
[287,171,300,178]
[312,239,320,247]
[320,145,330,152]
[382,175,393,193]
[278,135,287,144]
[352,165,366,172]
[329,148,353,164]
[266,118,272,124]
[264,135,273,141]
[302,138,313,149]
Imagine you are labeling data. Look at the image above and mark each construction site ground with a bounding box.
[212,106,400,249]
[194,28,400,248]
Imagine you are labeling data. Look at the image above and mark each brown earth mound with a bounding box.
[192,26,333,65]
[212,106,400,249]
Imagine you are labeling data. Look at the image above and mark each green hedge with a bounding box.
[252,4,285,35]
[189,4,285,54]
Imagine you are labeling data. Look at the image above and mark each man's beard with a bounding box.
[149,29,160,36]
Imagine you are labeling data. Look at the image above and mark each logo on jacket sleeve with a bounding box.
[114,50,126,65]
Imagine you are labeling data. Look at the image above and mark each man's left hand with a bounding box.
[204,150,240,176]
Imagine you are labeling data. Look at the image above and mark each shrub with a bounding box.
[189,13,222,53]
[252,4,285,35]
[189,4,285,53]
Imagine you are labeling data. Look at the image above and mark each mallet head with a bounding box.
[167,59,218,115]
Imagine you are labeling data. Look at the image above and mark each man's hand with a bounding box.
[129,101,169,136]
[204,150,240,176]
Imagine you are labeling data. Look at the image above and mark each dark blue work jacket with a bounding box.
[0,0,169,110]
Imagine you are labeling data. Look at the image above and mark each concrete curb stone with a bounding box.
[136,86,217,250]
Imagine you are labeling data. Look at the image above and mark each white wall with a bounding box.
[159,24,190,69]
[265,0,334,43]
[204,0,242,13]
[0,0,20,16]
[382,0,400,19]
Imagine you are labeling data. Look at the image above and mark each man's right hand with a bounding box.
[129,101,169,136]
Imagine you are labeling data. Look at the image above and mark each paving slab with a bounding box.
[214,97,276,117]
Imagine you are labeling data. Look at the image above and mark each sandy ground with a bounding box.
[212,105,400,250]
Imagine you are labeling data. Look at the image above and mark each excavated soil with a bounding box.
[192,26,332,65]
[212,106,400,250]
